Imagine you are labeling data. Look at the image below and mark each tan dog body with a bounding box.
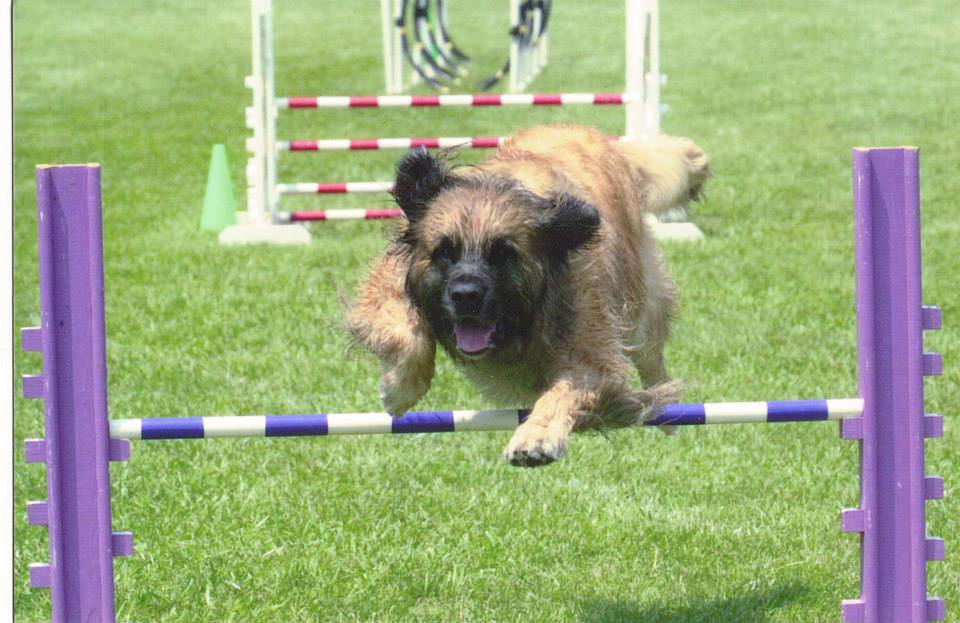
[347,125,709,466]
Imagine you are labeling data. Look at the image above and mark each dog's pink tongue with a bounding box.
[454,323,495,353]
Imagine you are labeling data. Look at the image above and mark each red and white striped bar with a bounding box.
[279,92,638,109]
[278,182,394,195]
[278,135,633,152]
[285,209,403,222]
[280,136,507,152]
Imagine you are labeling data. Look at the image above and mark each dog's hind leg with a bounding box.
[627,309,672,387]
[346,247,436,416]
[624,281,681,432]
[631,343,669,387]
[626,256,676,387]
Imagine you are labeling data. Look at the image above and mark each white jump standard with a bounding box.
[224,0,678,245]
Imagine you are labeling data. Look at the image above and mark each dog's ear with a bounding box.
[393,147,455,225]
[536,193,601,258]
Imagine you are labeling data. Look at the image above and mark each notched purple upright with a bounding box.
[841,148,944,623]
[24,164,130,623]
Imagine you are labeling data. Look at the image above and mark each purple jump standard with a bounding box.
[841,147,945,623]
[20,149,944,622]
[21,165,132,623]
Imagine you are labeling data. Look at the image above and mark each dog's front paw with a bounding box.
[379,365,431,417]
[502,421,569,467]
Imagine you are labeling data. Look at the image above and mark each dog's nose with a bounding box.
[448,279,488,315]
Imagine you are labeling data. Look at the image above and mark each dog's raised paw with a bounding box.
[502,422,568,467]
[379,365,431,417]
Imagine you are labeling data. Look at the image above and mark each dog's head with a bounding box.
[393,148,601,360]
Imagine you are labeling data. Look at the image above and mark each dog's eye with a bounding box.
[431,238,460,264]
[487,237,516,263]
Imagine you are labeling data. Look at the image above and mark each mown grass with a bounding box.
[12,1,958,621]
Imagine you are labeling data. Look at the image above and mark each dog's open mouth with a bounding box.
[453,322,496,355]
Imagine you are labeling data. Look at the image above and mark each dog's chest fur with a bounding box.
[458,354,548,406]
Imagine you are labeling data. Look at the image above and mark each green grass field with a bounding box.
[12,1,959,621]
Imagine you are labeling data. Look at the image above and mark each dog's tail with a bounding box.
[614,135,711,216]
[575,379,682,432]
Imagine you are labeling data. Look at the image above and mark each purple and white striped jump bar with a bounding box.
[280,92,636,109]
[109,399,863,440]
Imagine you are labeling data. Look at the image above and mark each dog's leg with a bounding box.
[627,285,681,433]
[629,304,673,387]
[634,346,669,387]
[346,249,436,416]
[502,377,600,467]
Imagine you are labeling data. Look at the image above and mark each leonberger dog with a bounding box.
[347,124,710,467]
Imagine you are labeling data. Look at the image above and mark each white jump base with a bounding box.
[645,215,704,241]
[219,222,311,246]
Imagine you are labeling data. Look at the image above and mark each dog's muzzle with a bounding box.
[444,267,496,354]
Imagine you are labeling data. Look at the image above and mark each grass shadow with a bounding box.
[580,582,812,623]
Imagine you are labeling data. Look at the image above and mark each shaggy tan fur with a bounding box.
[347,124,710,466]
